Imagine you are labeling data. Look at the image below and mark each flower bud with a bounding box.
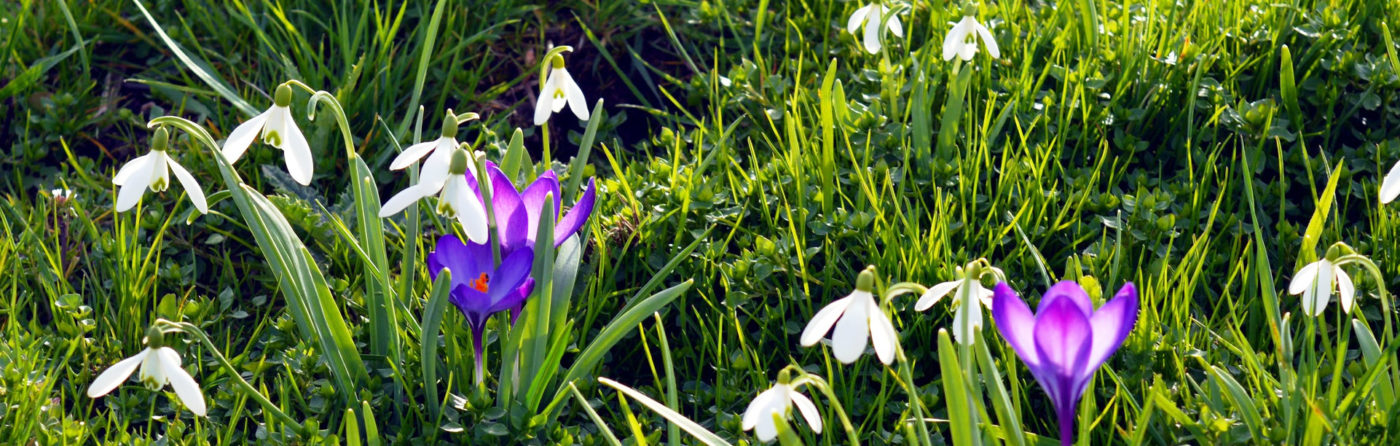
[551,54,566,69]
[776,369,792,386]
[856,266,877,292]
[151,127,170,152]
[145,326,165,349]
[441,110,459,139]
[449,148,469,175]
[274,83,293,107]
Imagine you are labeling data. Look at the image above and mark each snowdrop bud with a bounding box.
[962,3,976,16]
[151,127,169,152]
[145,326,165,349]
[965,262,983,282]
[856,266,876,292]
[274,83,293,107]
[441,111,459,139]
[449,149,469,175]
[776,369,792,386]
[551,54,566,69]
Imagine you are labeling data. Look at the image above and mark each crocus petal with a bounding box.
[1383,160,1400,204]
[87,349,148,398]
[1083,284,1138,383]
[831,292,871,363]
[974,21,1000,59]
[489,278,535,315]
[1336,268,1355,314]
[1288,260,1322,295]
[279,109,314,185]
[558,69,590,121]
[915,280,959,311]
[992,283,1041,367]
[390,140,438,170]
[800,297,853,347]
[1033,297,1093,411]
[846,4,871,35]
[862,14,883,53]
[489,246,536,305]
[165,157,208,214]
[554,178,597,246]
[427,235,492,292]
[1037,281,1094,317]
[378,184,433,217]
[483,164,529,251]
[113,153,152,186]
[868,301,898,365]
[158,347,206,416]
[521,171,563,239]
[222,109,271,164]
[789,389,823,433]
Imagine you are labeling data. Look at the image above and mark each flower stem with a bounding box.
[158,320,307,436]
[896,350,935,446]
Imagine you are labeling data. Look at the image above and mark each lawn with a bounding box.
[3,0,1400,444]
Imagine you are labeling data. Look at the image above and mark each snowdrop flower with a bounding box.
[742,371,822,443]
[991,282,1137,446]
[113,127,208,214]
[915,262,998,345]
[800,266,898,365]
[942,16,1000,61]
[1380,160,1400,204]
[379,148,489,243]
[1289,258,1355,316]
[222,83,314,185]
[389,110,474,189]
[846,3,903,54]
[534,54,590,125]
[87,327,207,416]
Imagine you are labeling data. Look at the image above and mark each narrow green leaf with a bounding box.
[599,377,734,446]
[422,269,453,420]
[570,383,623,446]
[132,0,258,116]
[553,281,694,408]
[976,338,1025,446]
[938,330,975,446]
[565,100,606,201]
[937,66,975,159]
[500,128,528,180]
[1297,162,1344,268]
[1209,366,1265,442]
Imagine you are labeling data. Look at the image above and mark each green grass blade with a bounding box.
[132,0,258,116]
[939,330,976,446]
[598,377,733,446]
[421,269,453,420]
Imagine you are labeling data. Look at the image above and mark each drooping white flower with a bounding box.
[846,3,904,54]
[113,127,208,214]
[534,55,590,125]
[389,110,475,189]
[1289,258,1355,316]
[915,275,994,346]
[379,148,489,243]
[1380,160,1400,204]
[86,329,206,416]
[742,380,823,443]
[222,83,314,185]
[942,16,1000,61]
[800,267,898,364]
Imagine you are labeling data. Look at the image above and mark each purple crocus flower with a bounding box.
[427,234,535,383]
[472,162,597,255]
[990,281,1138,446]
[470,162,596,320]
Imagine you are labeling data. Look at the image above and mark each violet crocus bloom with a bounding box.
[427,234,535,384]
[990,281,1138,446]
[470,162,596,320]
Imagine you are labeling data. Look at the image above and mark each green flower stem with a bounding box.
[156,320,308,435]
[895,349,935,446]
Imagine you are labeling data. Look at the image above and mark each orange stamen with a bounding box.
[470,273,490,293]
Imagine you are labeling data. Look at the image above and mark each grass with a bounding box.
[3,0,1400,444]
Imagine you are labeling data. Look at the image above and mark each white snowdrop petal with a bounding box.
[163,357,206,416]
[280,110,315,185]
[831,293,871,363]
[742,387,782,430]
[115,158,156,212]
[975,21,1000,59]
[887,15,904,38]
[166,157,208,214]
[846,5,871,35]
[789,389,823,434]
[1336,267,1355,314]
[222,109,271,164]
[800,297,853,346]
[867,302,898,365]
[915,281,959,311]
[390,140,438,171]
[1288,261,1322,295]
[862,15,883,54]
[450,177,491,243]
[379,184,432,217]
[1310,262,1334,316]
[1382,160,1400,204]
[534,76,560,125]
[113,153,153,186]
[87,350,148,398]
